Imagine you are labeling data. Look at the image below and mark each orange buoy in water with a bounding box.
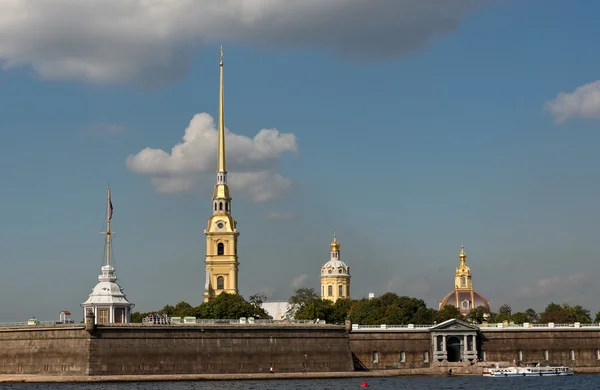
[360,382,368,387]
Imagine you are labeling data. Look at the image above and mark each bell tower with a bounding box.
[320,233,351,303]
[203,47,240,302]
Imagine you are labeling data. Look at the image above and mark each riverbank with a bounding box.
[1,366,597,383]
[0,369,436,383]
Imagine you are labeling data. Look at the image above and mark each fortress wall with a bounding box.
[349,331,431,370]
[88,324,354,375]
[0,326,89,375]
[481,329,600,367]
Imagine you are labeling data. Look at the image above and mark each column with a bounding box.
[463,335,468,361]
[109,307,113,324]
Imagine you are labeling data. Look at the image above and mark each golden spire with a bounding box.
[217,45,226,173]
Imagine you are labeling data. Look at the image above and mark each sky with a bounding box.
[2,0,600,323]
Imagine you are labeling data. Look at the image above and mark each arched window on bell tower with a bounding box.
[217,243,224,255]
[217,276,224,290]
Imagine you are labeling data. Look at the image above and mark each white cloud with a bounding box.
[126,113,297,202]
[290,274,309,289]
[545,80,600,124]
[0,0,485,86]
[265,211,295,221]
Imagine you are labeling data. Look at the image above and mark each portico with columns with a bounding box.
[430,319,479,363]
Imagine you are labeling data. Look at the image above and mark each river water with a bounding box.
[2,375,598,390]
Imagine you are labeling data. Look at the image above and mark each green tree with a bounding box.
[350,297,386,325]
[287,288,320,316]
[294,299,334,321]
[466,306,488,324]
[131,311,144,323]
[524,308,538,323]
[495,304,512,323]
[538,303,591,324]
[436,305,463,322]
[160,304,175,316]
[249,292,267,306]
[569,305,592,323]
[330,298,354,324]
[173,301,195,317]
[594,311,600,324]
[510,312,529,324]
[196,293,270,319]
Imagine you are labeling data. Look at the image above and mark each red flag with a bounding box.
[109,198,114,221]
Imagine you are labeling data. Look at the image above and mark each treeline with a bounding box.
[289,288,600,325]
[130,292,270,323]
[130,288,600,326]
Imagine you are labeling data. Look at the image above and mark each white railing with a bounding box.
[351,322,600,331]
[0,321,78,328]
[139,317,328,326]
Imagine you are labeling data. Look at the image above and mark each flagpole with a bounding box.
[106,186,112,267]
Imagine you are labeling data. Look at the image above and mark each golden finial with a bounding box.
[330,231,340,251]
[220,45,224,66]
[459,242,466,260]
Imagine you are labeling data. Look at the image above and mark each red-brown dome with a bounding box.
[439,290,490,314]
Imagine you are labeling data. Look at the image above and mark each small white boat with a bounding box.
[483,362,573,377]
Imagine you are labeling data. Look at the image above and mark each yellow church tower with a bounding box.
[320,234,351,303]
[203,47,240,302]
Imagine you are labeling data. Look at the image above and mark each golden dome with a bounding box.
[330,233,340,251]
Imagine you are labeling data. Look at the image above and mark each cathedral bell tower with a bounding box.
[320,234,351,303]
[203,47,240,303]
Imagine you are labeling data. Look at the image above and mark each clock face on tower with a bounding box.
[216,221,225,229]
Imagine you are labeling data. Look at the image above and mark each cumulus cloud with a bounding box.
[291,274,309,289]
[545,80,600,124]
[126,113,297,201]
[265,211,295,221]
[0,0,485,86]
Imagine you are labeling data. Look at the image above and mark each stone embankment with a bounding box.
[0,370,459,383]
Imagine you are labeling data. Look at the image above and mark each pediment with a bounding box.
[430,318,479,332]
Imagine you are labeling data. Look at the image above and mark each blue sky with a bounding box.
[2,0,600,322]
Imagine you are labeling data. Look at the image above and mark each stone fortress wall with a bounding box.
[2,319,600,376]
[0,323,353,376]
[0,326,90,375]
[349,320,600,371]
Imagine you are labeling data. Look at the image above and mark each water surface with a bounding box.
[2,375,597,390]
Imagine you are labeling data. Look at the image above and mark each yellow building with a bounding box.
[438,244,490,314]
[203,48,240,302]
[320,234,351,302]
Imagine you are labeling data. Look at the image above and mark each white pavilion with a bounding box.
[81,186,134,324]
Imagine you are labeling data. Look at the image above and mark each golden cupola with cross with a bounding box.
[203,47,240,303]
[439,244,490,315]
[455,245,472,289]
[320,234,351,303]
